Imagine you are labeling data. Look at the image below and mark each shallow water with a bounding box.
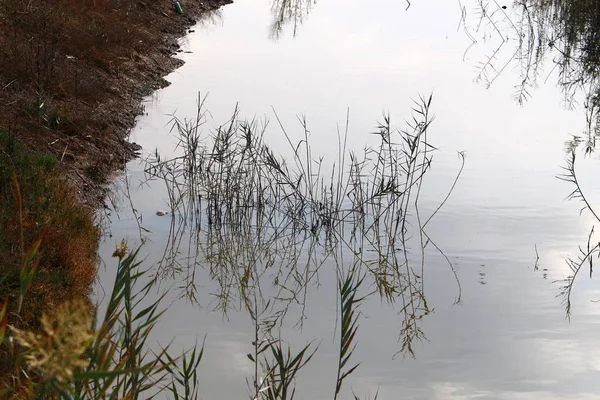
[97,0,600,398]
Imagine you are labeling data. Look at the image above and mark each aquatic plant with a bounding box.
[142,94,463,359]
[334,269,365,399]
[0,91,464,398]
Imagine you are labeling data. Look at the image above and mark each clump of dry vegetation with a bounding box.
[0,128,99,374]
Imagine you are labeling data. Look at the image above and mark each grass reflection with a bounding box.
[270,0,316,39]
[556,150,600,318]
[269,0,600,139]
[140,94,463,360]
[462,1,600,145]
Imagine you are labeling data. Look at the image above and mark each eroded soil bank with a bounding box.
[0,0,232,348]
[0,0,232,205]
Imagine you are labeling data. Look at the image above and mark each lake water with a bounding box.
[96,0,600,398]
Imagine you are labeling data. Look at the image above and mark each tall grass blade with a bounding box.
[335,270,365,399]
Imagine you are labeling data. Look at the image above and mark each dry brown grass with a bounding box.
[0,131,98,382]
[0,130,99,327]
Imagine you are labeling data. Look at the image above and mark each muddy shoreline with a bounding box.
[0,0,233,207]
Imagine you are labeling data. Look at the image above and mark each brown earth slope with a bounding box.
[0,0,232,205]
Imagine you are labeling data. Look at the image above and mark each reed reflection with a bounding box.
[134,94,464,358]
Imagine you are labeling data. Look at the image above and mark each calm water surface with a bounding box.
[97,0,600,398]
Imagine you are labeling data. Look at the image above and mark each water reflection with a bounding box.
[126,95,464,359]
[461,0,600,145]
[513,0,600,104]
[270,0,316,39]
[555,150,600,317]
[95,0,600,395]
[281,0,600,317]
[521,0,600,317]
[269,0,600,142]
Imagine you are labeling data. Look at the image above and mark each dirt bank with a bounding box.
[0,0,234,350]
[0,0,233,206]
